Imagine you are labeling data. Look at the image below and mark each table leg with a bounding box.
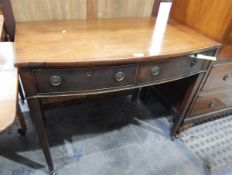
[131,88,141,103]
[18,81,25,103]
[27,98,54,173]
[17,102,27,135]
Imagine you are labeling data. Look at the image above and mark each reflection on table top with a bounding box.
[15,17,220,68]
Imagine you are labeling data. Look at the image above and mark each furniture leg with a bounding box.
[17,102,27,135]
[18,80,25,103]
[171,73,205,137]
[131,88,141,103]
[27,98,54,173]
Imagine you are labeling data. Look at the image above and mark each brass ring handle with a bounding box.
[223,75,229,81]
[50,75,62,86]
[115,71,125,82]
[150,66,160,76]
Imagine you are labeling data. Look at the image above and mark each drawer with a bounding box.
[138,56,208,84]
[202,62,232,91]
[34,64,137,93]
[189,88,232,117]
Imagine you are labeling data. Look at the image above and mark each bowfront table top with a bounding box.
[14,17,220,68]
[0,42,17,133]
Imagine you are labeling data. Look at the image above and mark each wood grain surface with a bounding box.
[10,0,155,22]
[0,42,17,133]
[15,17,220,68]
[170,0,232,42]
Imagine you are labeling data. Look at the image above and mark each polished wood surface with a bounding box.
[34,64,137,93]
[0,42,17,133]
[138,56,207,84]
[189,88,232,117]
[170,0,232,42]
[10,0,155,22]
[0,0,16,41]
[202,62,232,92]
[218,42,232,60]
[15,17,220,68]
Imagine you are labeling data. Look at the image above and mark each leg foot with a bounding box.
[49,170,56,175]
[17,102,27,135]
[28,99,54,172]
[18,128,26,136]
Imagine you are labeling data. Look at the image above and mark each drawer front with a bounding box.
[34,64,137,93]
[202,62,232,91]
[138,56,207,84]
[189,88,232,117]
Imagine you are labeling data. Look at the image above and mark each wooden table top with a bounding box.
[15,17,220,68]
[0,42,17,133]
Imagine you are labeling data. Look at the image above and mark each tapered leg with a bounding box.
[27,98,54,172]
[18,82,25,103]
[131,88,141,103]
[17,102,27,135]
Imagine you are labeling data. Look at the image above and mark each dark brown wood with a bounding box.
[27,98,53,172]
[188,88,232,117]
[15,7,220,171]
[152,75,199,116]
[19,68,54,172]
[151,0,161,17]
[171,72,206,137]
[17,102,27,135]
[0,0,15,41]
[138,56,207,84]
[185,107,232,124]
[14,18,220,68]
[202,62,232,92]
[34,64,137,93]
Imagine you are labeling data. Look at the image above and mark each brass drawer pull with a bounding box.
[223,75,230,81]
[150,66,160,76]
[208,100,215,108]
[50,75,62,86]
[115,71,125,82]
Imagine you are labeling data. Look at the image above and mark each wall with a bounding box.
[10,0,156,22]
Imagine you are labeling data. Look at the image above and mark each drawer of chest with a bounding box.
[202,62,232,91]
[189,88,232,117]
[33,64,137,93]
[138,56,208,84]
